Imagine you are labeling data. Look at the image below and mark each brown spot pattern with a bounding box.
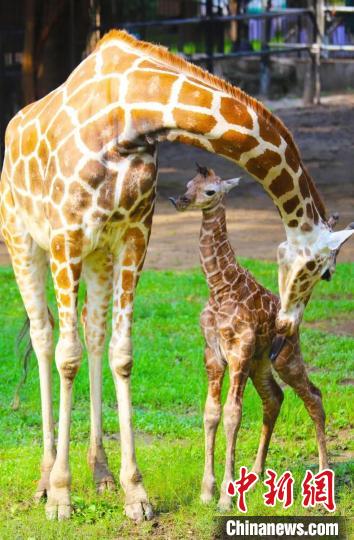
[269,169,294,198]
[259,119,281,147]
[179,81,213,108]
[283,195,300,215]
[219,97,253,129]
[285,145,299,172]
[245,149,281,180]
[211,130,259,160]
[173,108,216,134]
[127,71,178,105]
[21,124,38,155]
[131,109,163,134]
[80,108,125,152]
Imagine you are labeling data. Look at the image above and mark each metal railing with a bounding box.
[97,7,317,73]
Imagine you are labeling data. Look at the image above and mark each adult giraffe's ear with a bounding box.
[222,177,241,193]
[327,225,354,251]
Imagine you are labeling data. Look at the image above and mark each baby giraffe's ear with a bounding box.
[221,177,241,193]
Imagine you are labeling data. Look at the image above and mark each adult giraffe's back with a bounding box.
[0,29,352,522]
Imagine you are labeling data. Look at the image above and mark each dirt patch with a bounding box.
[339,378,354,386]
[105,431,161,446]
[327,427,354,464]
[305,318,354,336]
[1,95,354,269]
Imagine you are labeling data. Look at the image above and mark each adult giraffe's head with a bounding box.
[169,164,240,212]
[275,216,354,336]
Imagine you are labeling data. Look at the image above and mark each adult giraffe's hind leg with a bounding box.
[273,338,329,471]
[109,226,153,522]
[82,251,115,493]
[0,192,56,502]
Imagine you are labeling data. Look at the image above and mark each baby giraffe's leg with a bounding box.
[273,338,329,470]
[201,346,226,503]
[218,333,254,511]
[250,356,284,475]
[82,251,115,493]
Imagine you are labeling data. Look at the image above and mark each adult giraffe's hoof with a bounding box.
[34,465,55,502]
[96,475,116,494]
[124,501,154,522]
[88,449,116,494]
[34,476,50,502]
[45,487,71,520]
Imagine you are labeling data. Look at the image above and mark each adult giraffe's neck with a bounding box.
[123,67,328,237]
[166,88,327,238]
[199,202,244,299]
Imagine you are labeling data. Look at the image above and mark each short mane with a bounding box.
[97,29,326,219]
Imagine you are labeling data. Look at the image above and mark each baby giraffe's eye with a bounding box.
[205,190,216,196]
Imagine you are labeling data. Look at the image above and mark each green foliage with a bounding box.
[0,261,353,539]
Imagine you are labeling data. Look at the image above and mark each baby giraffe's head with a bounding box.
[169,164,240,212]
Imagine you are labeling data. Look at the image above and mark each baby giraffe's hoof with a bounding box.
[251,465,263,477]
[217,495,233,512]
[124,501,154,522]
[200,491,214,504]
[200,479,216,504]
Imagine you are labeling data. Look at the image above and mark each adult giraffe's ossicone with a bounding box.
[0,29,352,522]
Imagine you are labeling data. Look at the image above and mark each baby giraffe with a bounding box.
[170,165,329,510]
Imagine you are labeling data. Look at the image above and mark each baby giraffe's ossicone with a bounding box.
[170,166,329,511]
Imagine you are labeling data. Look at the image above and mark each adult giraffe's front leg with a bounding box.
[109,226,153,522]
[46,232,83,520]
[82,251,115,493]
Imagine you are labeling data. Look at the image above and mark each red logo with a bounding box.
[263,469,294,509]
[227,466,258,513]
[301,469,336,512]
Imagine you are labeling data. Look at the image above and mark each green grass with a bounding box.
[0,261,353,539]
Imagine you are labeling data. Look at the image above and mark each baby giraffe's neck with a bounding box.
[200,202,245,299]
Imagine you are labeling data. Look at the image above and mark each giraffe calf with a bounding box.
[170,165,329,510]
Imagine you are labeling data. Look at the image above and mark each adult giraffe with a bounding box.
[0,30,352,522]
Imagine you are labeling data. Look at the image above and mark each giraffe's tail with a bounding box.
[11,315,33,410]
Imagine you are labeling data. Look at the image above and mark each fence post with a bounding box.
[303,0,322,106]
[260,0,271,98]
[303,51,316,106]
[314,0,324,104]
[206,0,214,73]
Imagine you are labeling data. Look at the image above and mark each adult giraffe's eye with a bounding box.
[205,190,216,196]
[321,269,331,281]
